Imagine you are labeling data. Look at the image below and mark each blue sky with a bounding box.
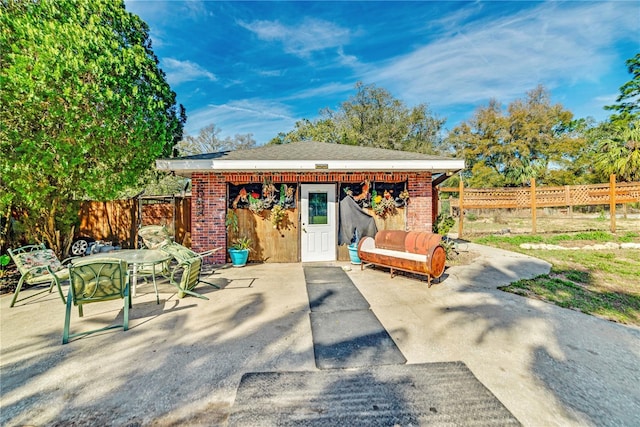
[125,1,639,145]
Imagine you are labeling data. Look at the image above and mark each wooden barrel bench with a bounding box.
[357,230,446,287]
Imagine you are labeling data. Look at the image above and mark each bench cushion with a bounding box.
[13,249,69,284]
[359,245,426,262]
[14,249,64,276]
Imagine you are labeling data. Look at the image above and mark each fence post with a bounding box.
[610,174,616,233]
[531,178,537,234]
[458,179,464,238]
[565,185,573,218]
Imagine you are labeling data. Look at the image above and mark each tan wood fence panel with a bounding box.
[445,181,640,210]
[441,177,639,236]
[78,200,137,247]
[78,197,191,248]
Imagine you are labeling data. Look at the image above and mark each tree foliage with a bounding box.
[593,120,640,182]
[590,54,640,183]
[605,53,640,123]
[448,86,588,187]
[175,123,256,156]
[0,0,183,253]
[270,82,446,154]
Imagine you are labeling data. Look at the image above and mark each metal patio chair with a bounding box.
[8,243,71,307]
[137,225,222,299]
[137,224,173,249]
[63,258,130,344]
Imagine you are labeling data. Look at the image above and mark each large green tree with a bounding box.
[605,53,640,123]
[591,54,640,183]
[448,86,588,187]
[270,82,446,154]
[593,120,640,182]
[0,0,183,253]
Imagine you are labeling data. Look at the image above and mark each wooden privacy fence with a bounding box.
[442,175,640,236]
[78,196,191,248]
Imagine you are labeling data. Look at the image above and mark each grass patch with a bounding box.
[476,231,640,247]
[620,232,640,243]
[475,234,545,246]
[500,271,640,325]
[475,232,640,326]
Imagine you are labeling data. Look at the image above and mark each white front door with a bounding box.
[300,184,336,262]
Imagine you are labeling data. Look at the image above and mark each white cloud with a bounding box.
[257,69,285,77]
[185,100,298,144]
[182,0,210,18]
[126,0,211,20]
[239,18,351,58]
[284,82,354,102]
[593,93,619,105]
[337,46,361,68]
[161,58,217,86]
[365,2,638,110]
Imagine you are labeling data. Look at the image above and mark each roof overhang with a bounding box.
[156,158,465,176]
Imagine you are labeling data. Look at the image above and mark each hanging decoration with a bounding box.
[228,182,296,229]
[228,182,297,211]
[339,181,408,218]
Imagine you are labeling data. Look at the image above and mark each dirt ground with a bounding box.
[455,208,639,236]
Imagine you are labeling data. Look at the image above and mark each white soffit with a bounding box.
[156,158,465,173]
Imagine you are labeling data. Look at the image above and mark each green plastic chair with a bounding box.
[63,258,130,344]
[137,225,220,260]
[138,225,222,299]
[8,244,71,307]
[137,224,173,249]
[162,242,223,299]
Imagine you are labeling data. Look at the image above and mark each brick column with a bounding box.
[191,173,226,264]
[407,172,433,231]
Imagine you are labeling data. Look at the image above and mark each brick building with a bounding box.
[156,141,464,264]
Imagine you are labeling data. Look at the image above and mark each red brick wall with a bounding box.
[407,172,433,231]
[191,173,227,264]
[191,171,433,264]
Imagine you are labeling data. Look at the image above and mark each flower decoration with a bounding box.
[270,204,287,229]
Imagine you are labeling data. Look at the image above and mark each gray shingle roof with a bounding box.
[179,141,455,161]
[157,140,464,174]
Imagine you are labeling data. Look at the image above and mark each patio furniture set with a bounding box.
[7,225,221,344]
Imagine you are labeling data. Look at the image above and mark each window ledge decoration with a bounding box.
[341,181,408,218]
[372,189,398,218]
[228,181,296,228]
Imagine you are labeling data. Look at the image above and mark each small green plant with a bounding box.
[565,270,590,284]
[225,209,238,234]
[230,236,252,251]
[574,231,612,241]
[620,232,640,243]
[0,254,10,278]
[433,213,455,236]
[440,237,458,260]
[466,212,478,221]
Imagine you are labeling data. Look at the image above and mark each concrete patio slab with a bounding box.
[1,243,639,426]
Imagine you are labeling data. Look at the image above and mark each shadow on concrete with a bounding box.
[0,265,311,426]
[427,254,640,426]
[2,251,639,426]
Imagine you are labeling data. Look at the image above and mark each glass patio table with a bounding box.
[75,249,172,300]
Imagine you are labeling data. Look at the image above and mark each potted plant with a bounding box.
[228,236,252,267]
[347,230,361,265]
